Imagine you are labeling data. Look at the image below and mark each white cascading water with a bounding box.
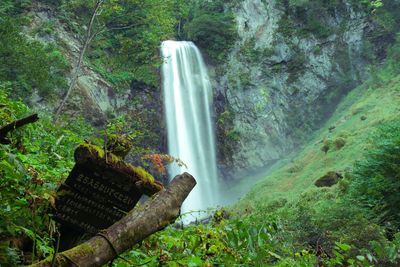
[161,40,219,220]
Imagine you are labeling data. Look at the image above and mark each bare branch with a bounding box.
[0,114,39,144]
[54,0,104,119]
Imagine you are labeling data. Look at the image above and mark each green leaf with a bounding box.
[187,256,203,267]
[356,255,365,261]
[336,242,351,252]
[268,251,282,260]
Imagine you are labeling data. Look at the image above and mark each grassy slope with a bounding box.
[236,73,400,210]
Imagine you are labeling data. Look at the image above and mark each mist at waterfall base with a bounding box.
[161,40,220,222]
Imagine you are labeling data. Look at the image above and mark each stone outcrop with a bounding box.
[25,3,164,132]
[315,171,343,187]
[25,3,165,154]
[27,4,119,125]
[211,0,386,179]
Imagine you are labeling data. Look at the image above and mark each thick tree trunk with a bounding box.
[0,114,39,144]
[30,173,196,267]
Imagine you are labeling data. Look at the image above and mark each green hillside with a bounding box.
[238,69,400,209]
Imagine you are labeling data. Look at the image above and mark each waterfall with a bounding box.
[161,40,219,220]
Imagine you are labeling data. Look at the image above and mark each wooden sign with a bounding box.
[53,144,163,236]
[54,164,142,233]
[54,184,124,234]
[66,164,142,210]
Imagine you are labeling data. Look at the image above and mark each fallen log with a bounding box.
[0,113,39,144]
[30,172,196,267]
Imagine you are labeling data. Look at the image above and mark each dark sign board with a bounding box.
[54,163,142,234]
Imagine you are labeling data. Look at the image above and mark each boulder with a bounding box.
[315,171,343,187]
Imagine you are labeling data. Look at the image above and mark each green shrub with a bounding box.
[385,33,400,75]
[321,139,332,154]
[372,1,400,32]
[288,0,309,8]
[334,137,346,150]
[348,120,400,231]
[0,19,69,98]
[184,3,237,62]
[0,90,96,264]
[0,0,32,17]
[273,118,400,263]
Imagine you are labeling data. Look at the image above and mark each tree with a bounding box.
[55,0,104,117]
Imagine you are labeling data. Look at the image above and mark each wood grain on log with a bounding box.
[30,172,196,267]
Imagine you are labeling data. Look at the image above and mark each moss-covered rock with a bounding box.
[106,134,133,158]
[315,171,343,187]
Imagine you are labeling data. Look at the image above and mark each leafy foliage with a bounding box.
[0,18,69,98]
[57,0,189,88]
[111,206,397,266]
[112,211,289,266]
[142,154,186,175]
[279,120,400,266]
[183,1,237,62]
[348,120,400,231]
[0,0,32,17]
[0,89,95,264]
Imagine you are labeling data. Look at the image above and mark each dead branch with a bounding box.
[54,0,104,118]
[0,114,39,144]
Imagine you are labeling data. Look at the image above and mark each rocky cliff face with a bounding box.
[27,4,118,125]
[26,3,165,148]
[212,0,380,179]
